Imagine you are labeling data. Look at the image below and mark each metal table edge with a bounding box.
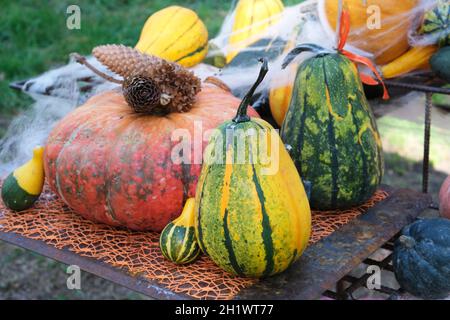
[0,231,191,300]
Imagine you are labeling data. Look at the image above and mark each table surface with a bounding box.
[0,186,431,300]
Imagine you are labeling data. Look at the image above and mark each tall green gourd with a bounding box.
[281,44,384,210]
[195,59,311,278]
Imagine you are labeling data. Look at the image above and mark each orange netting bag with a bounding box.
[0,184,388,300]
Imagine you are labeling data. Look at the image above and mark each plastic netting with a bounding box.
[0,184,388,300]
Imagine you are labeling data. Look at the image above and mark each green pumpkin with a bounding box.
[194,59,311,278]
[393,218,450,299]
[280,44,384,210]
[160,198,201,265]
[420,0,450,48]
[430,47,450,82]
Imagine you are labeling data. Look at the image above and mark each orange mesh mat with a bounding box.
[0,184,388,300]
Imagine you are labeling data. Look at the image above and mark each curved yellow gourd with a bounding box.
[160,198,201,265]
[14,147,45,195]
[227,0,285,63]
[2,146,45,211]
[135,6,209,67]
[381,45,439,79]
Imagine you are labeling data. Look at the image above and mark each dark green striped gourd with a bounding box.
[195,59,311,278]
[420,0,450,48]
[160,198,201,265]
[281,44,384,210]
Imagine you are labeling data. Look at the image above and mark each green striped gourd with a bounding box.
[195,59,311,278]
[160,198,201,265]
[281,44,384,210]
[1,146,45,211]
[420,0,450,48]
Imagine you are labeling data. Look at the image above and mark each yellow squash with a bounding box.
[269,64,296,127]
[381,45,439,79]
[268,27,301,127]
[135,6,209,67]
[227,0,285,63]
[321,0,421,65]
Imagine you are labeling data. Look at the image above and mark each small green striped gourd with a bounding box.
[1,146,45,211]
[195,59,311,278]
[420,0,450,48]
[281,44,384,211]
[160,198,201,265]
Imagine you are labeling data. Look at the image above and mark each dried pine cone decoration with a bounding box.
[122,76,163,114]
[92,44,201,114]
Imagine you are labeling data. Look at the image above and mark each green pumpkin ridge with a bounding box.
[223,208,245,276]
[250,161,275,277]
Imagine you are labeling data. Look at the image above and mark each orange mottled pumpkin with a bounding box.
[44,84,259,231]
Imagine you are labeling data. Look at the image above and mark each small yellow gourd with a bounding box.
[135,6,209,68]
[159,198,201,265]
[381,45,439,79]
[269,65,296,127]
[226,0,285,63]
[1,146,45,211]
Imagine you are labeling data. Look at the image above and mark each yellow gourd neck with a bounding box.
[13,146,45,195]
[173,198,196,228]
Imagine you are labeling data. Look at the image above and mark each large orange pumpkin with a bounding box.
[44,84,259,231]
[319,0,421,65]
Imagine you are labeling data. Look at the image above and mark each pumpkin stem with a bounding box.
[204,76,232,93]
[399,235,416,249]
[233,58,269,123]
[282,44,329,69]
[71,53,123,84]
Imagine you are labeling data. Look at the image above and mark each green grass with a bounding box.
[0,0,303,118]
[378,116,450,173]
[0,0,225,116]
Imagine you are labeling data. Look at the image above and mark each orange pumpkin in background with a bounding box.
[319,0,422,65]
[44,84,259,231]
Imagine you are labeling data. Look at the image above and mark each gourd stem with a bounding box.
[399,235,416,249]
[71,53,123,85]
[282,44,328,69]
[233,58,269,123]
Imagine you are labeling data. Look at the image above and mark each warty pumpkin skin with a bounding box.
[195,60,311,278]
[281,46,384,210]
[44,85,259,231]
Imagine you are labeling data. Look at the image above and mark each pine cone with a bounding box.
[93,45,201,113]
[123,75,162,114]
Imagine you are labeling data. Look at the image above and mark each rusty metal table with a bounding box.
[4,73,446,300]
[0,186,431,300]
